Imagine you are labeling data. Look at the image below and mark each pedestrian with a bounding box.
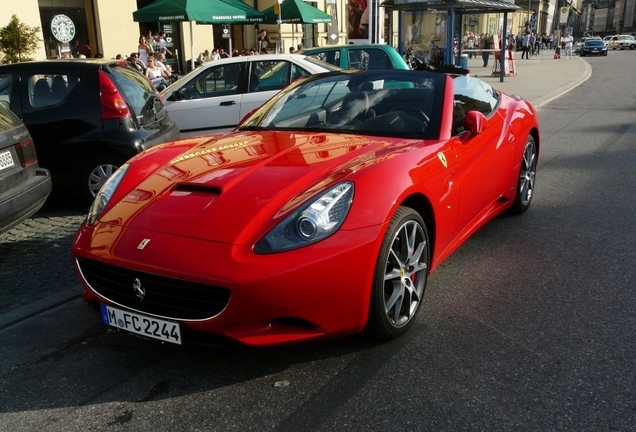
[144,30,156,56]
[481,33,492,67]
[466,32,475,58]
[72,39,91,58]
[562,32,574,58]
[528,33,536,56]
[521,33,530,59]
[155,32,172,56]
[197,49,210,64]
[144,57,170,91]
[257,30,269,49]
[138,36,152,67]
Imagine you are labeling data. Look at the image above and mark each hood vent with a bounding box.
[173,183,222,195]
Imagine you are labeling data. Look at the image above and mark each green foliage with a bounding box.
[0,15,42,64]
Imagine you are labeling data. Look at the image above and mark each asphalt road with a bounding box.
[1,51,635,431]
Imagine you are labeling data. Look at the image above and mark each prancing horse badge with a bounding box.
[137,239,151,250]
[437,152,448,168]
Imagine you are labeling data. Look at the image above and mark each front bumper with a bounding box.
[73,221,384,346]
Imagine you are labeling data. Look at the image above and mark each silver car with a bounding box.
[162,54,340,137]
[0,102,51,234]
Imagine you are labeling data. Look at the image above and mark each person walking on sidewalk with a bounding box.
[521,33,530,59]
[481,33,493,67]
[562,32,574,59]
[528,33,536,57]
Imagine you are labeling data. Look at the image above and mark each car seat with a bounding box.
[32,79,52,107]
[331,91,375,125]
[51,75,67,102]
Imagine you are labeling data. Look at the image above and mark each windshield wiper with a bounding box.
[237,125,271,131]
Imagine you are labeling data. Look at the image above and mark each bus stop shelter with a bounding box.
[383,0,521,81]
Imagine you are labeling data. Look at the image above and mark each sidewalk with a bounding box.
[465,49,592,108]
[0,52,592,331]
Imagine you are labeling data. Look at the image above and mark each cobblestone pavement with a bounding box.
[0,194,87,316]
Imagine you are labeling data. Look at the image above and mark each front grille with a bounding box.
[77,258,231,320]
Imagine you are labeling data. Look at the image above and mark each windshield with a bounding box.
[239,70,445,140]
[299,56,341,72]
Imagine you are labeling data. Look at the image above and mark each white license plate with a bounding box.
[0,150,15,171]
[100,304,182,345]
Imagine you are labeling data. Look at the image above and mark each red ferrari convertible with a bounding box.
[72,69,539,347]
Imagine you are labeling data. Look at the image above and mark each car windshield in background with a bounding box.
[300,56,342,72]
[239,70,444,140]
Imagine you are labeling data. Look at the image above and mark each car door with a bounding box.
[166,61,247,133]
[450,76,516,229]
[240,59,301,121]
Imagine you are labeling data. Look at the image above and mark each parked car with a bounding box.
[607,35,634,49]
[0,59,180,200]
[580,39,608,56]
[575,37,601,52]
[618,35,636,50]
[299,44,410,70]
[72,69,540,347]
[162,54,339,136]
[602,35,614,46]
[0,102,51,235]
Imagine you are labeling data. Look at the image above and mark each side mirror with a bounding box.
[464,110,487,134]
[172,90,183,101]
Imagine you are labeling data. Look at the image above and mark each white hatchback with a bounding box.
[607,35,634,49]
[162,54,340,136]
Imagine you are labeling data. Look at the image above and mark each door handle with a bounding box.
[220,101,236,106]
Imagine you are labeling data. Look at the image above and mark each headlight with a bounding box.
[254,182,354,254]
[86,164,129,225]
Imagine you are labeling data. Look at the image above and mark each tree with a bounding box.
[0,15,42,64]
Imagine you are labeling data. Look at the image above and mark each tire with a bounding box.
[367,207,430,339]
[630,44,636,50]
[510,135,537,214]
[79,155,125,202]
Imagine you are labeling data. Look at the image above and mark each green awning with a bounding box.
[261,0,332,24]
[133,0,264,24]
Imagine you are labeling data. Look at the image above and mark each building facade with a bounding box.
[1,0,348,71]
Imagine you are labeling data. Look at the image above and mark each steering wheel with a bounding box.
[389,105,430,124]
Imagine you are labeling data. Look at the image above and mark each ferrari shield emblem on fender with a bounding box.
[437,152,448,168]
[137,239,151,250]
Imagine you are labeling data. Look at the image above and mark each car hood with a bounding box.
[101,131,407,244]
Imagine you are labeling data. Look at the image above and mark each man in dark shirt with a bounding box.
[73,39,91,58]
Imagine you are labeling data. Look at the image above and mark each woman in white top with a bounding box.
[144,57,170,90]
[138,36,151,67]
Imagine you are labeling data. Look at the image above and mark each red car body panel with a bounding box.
[72,71,539,347]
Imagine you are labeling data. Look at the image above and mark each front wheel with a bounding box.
[509,135,537,214]
[367,207,430,339]
[79,156,125,202]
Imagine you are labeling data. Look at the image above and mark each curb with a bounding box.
[0,287,82,330]
[533,57,592,109]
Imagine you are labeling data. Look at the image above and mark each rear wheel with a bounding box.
[367,207,429,339]
[510,135,537,214]
[79,155,125,202]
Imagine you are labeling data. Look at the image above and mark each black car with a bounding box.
[580,39,608,56]
[0,59,179,200]
[0,102,51,235]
